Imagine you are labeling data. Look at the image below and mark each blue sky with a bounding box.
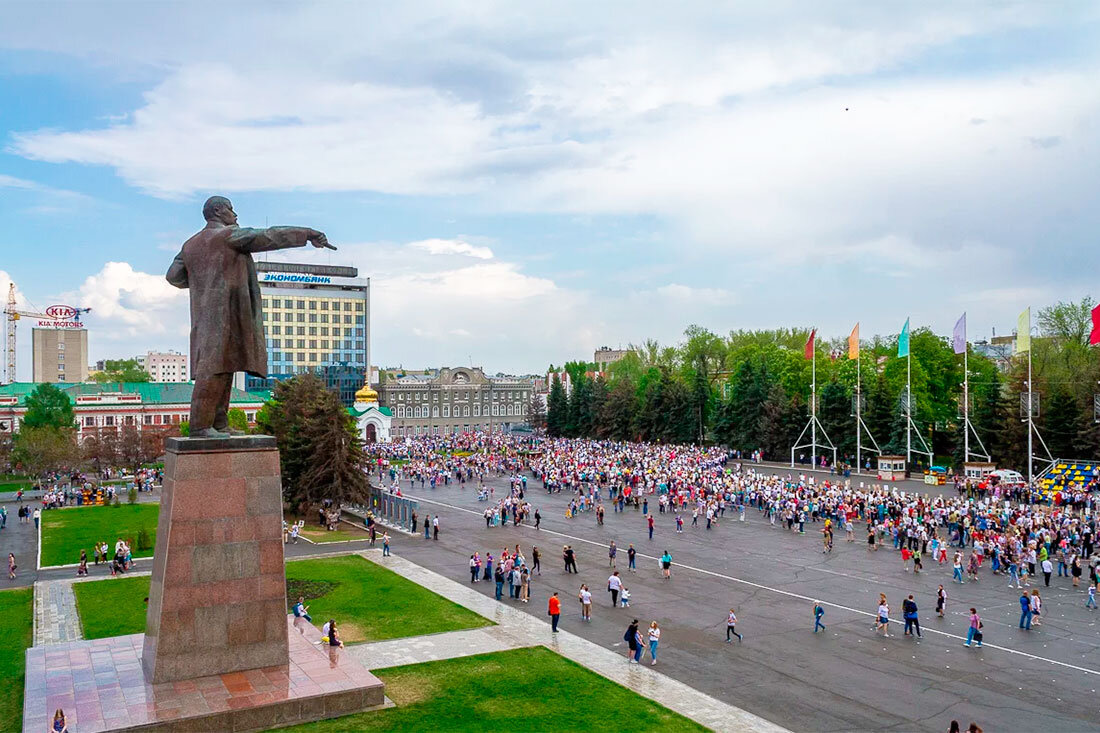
[1,2,1098,377]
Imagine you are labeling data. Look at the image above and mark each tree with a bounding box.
[258,374,368,512]
[546,374,568,437]
[82,427,119,474]
[526,395,547,432]
[22,383,75,429]
[599,379,638,440]
[818,379,852,457]
[295,387,370,513]
[227,408,249,433]
[1044,388,1081,460]
[12,426,80,479]
[92,359,150,383]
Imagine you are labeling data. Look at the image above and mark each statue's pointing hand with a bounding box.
[309,230,336,250]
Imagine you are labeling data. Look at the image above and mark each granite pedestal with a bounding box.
[142,436,289,683]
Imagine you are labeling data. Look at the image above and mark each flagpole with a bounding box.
[963,346,969,463]
[906,333,912,465]
[811,338,817,469]
[856,349,861,474]
[1028,346,1033,486]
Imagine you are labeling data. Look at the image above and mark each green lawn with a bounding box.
[0,588,33,733]
[72,575,150,640]
[39,503,160,567]
[288,517,368,544]
[70,554,490,644]
[286,555,490,643]
[285,647,706,733]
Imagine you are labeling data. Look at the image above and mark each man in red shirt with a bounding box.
[548,592,561,632]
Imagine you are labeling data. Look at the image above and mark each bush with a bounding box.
[136,526,152,551]
[127,487,138,504]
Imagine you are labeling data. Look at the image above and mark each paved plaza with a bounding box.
[364,465,1100,733]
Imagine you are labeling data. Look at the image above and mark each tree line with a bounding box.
[546,299,1100,472]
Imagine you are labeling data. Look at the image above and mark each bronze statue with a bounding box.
[166,196,335,438]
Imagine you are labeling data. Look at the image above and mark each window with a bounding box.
[271,339,281,348]
[309,340,317,349]
[272,326,281,335]
[297,340,305,349]
[473,404,481,416]
[344,302,352,311]
[320,301,328,310]
[309,327,317,336]
[262,299,269,309]
[309,300,316,310]
[104,416,114,426]
[297,313,305,322]
[57,342,65,351]
[297,300,306,309]
[320,314,328,324]
[432,406,439,417]
[355,302,364,312]
[246,413,255,422]
[443,405,450,417]
[309,314,317,323]
[143,415,153,425]
[84,416,95,427]
[320,327,329,336]
[463,405,470,417]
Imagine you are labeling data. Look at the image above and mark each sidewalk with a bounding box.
[0,499,39,588]
[353,550,788,733]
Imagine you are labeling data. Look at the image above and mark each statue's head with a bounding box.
[202,195,237,226]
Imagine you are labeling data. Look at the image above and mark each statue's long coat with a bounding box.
[166,224,312,378]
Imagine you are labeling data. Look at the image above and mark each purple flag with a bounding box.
[952,312,966,354]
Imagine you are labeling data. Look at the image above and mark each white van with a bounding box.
[989,469,1025,486]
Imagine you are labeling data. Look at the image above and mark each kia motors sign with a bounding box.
[45,305,78,319]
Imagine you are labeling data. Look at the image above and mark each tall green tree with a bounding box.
[546,374,568,437]
[12,426,80,478]
[599,379,638,440]
[21,383,75,429]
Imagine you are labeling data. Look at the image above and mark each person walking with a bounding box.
[902,595,922,638]
[8,552,15,580]
[494,564,505,601]
[548,592,561,632]
[469,555,480,583]
[952,552,964,583]
[32,507,40,530]
[627,544,636,572]
[1030,589,1042,627]
[608,541,617,568]
[624,619,640,662]
[660,550,673,579]
[579,584,592,621]
[1041,557,1053,587]
[726,608,743,643]
[532,546,541,575]
[424,514,431,539]
[381,532,391,556]
[1086,584,1097,610]
[608,571,622,607]
[1018,591,1032,630]
[432,515,439,540]
[873,594,891,637]
[936,585,947,618]
[813,601,826,632]
[646,621,661,665]
[647,514,655,540]
[964,608,983,647]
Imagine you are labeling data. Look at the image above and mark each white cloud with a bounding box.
[656,283,734,306]
[68,261,188,343]
[410,238,494,260]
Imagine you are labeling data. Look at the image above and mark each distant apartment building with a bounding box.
[32,328,88,384]
[144,350,189,382]
[594,346,631,369]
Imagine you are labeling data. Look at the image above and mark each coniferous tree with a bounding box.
[599,379,638,440]
[546,374,568,437]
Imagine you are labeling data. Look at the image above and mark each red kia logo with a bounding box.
[45,305,78,319]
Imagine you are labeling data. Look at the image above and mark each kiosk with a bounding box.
[963,461,996,482]
[877,455,907,481]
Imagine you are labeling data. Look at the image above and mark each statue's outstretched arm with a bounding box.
[228,226,334,253]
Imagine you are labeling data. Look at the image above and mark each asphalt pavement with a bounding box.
[377,467,1100,733]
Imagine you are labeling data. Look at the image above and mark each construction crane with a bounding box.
[4,283,91,384]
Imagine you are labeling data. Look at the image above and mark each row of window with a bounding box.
[394,424,514,436]
[264,312,365,324]
[265,326,362,337]
[262,299,363,311]
[272,351,364,363]
[395,403,526,419]
[80,412,256,428]
[269,339,365,350]
[394,390,528,401]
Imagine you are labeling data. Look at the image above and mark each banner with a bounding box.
[804,329,816,360]
[848,323,859,360]
[1091,303,1100,346]
[897,318,910,358]
[952,313,966,355]
[1017,307,1030,353]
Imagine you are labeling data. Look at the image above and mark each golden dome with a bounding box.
[355,383,379,404]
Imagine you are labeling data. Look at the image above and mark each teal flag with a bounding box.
[898,318,910,357]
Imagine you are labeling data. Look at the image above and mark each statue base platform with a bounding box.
[23,619,387,732]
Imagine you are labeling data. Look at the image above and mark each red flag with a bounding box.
[804,329,816,360]
[1090,303,1100,346]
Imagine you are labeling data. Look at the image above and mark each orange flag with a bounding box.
[804,329,816,360]
[848,323,859,360]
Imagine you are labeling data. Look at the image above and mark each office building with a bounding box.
[594,346,631,369]
[249,261,370,405]
[379,367,533,438]
[32,327,88,384]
